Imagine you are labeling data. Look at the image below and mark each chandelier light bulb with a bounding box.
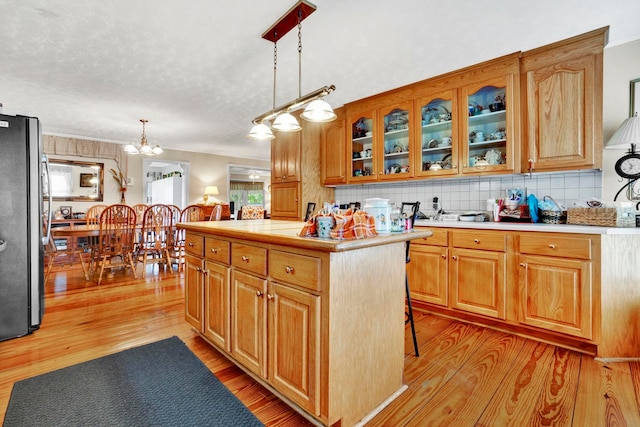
[272,112,301,132]
[248,123,275,140]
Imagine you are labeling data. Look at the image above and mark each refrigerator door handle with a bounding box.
[42,154,52,245]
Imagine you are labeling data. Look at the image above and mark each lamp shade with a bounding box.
[301,99,337,122]
[605,115,640,149]
[272,112,301,132]
[247,123,275,140]
[204,186,219,196]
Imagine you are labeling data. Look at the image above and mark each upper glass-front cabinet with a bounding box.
[379,101,412,180]
[415,90,457,177]
[349,110,375,181]
[461,77,514,173]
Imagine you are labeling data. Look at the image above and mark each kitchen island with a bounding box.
[178,219,432,427]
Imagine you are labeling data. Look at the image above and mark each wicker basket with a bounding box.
[538,196,567,224]
[567,207,635,227]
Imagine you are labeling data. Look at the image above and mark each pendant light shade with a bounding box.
[301,99,337,122]
[272,112,301,132]
[248,123,275,140]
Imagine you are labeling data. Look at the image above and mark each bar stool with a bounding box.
[402,201,421,357]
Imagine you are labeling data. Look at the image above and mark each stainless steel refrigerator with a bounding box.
[0,114,47,341]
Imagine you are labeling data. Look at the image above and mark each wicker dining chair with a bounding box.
[136,204,175,278]
[94,204,138,285]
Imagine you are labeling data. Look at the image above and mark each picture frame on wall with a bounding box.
[79,173,94,187]
[631,78,640,117]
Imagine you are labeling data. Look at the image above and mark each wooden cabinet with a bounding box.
[185,235,231,351]
[320,107,347,186]
[270,182,300,219]
[520,27,607,173]
[347,107,378,182]
[271,131,300,183]
[407,230,448,306]
[229,242,321,415]
[270,115,334,220]
[517,233,593,339]
[450,230,507,319]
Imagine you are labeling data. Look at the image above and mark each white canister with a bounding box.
[363,198,391,232]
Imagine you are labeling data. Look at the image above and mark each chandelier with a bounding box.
[248,0,336,140]
[124,119,163,156]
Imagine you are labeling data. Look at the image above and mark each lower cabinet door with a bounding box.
[268,282,320,415]
[231,270,267,377]
[518,254,592,339]
[450,248,506,319]
[407,245,448,306]
[184,255,204,331]
[204,261,231,352]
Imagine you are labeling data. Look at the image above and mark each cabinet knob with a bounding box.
[188,242,194,247]
[256,291,263,297]
[473,239,480,244]
[210,248,218,254]
[452,255,458,260]
[242,255,250,262]
[441,254,446,259]
[267,294,274,300]
[285,266,294,274]
[548,244,556,249]
[519,263,526,267]
[195,267,201,272]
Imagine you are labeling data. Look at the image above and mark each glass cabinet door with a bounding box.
[378,101,412,180]
[415,90,457,177]
[462,79,511,172]
[348,110,376,181]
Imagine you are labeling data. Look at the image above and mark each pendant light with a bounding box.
[248,0,336,139]
[124,119,163,156]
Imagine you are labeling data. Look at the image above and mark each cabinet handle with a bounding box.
[210,248,217,254]
[285,266,294,274]
[256,291,263,297]
[242,255,250,262]
[473,239,480,244]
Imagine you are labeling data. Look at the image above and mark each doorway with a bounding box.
[143,159,190,208]
[227,164,271,216]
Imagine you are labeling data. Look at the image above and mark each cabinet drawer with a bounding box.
[413,228,447,246]
[519,234,592,260]
[232,243,268,276]
[205,238,230,265]
[452,231,505,251]
[270,250,321,291]
[185,233,204,257]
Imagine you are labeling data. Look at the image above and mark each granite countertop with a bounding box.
[178,219,433,252]
[413,219,640,235]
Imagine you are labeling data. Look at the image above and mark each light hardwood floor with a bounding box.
[1,264,640,426]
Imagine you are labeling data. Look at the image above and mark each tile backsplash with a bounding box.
[334,170,602,213]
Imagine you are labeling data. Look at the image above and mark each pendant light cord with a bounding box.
[273,32,277,110]
[297,7,302,99]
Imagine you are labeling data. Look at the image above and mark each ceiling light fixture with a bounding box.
[124,119,163,156]
[248,0,336,140]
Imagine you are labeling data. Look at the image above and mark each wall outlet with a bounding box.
[126,177,134,186]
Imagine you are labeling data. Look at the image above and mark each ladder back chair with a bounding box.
[136,204,175,278]
[43,216,89,282]
[94,204,138,285]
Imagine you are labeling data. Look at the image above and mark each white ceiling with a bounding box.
[1,1,639,162]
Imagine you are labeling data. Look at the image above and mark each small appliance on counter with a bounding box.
[363,198,390,232]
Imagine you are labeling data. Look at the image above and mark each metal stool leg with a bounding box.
[405,272,419,357]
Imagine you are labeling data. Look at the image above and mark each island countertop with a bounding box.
[178,219,433,252]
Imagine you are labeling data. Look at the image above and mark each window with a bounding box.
[230,181,264,208]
